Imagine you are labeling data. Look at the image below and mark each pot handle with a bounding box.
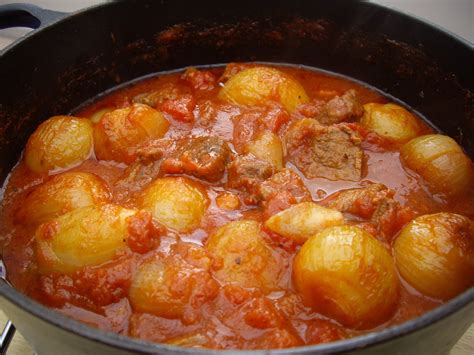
[0,321,15,355]
[0,264,15,354]
[0,3,67,30]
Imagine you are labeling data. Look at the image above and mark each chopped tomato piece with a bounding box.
[160,94,196,122]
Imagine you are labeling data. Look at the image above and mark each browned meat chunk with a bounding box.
[114,139,172,198]
[135,138,174,162]
[115,159,162,198]
[258,169,312,218]
[369,197,403,239]
[227,154,276,204]
[295,90,364,125]
[160,136,230,182]
[323,183,392,218]
[319,90,364,124]
[117,137,229,192]
[285,119,364,181]
[322,183,415,241]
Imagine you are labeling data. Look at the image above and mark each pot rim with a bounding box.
[0,0,473,353]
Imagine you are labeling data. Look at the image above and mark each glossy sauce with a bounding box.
[1,65,472,349]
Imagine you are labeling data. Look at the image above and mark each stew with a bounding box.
[1,63,473,349]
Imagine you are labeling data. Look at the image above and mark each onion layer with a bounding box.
[93,103,169,163]
[139,177,209,232]
[394,212,474,300]
[89,107,113,124]
[24,116,93,173]
[129,246,217,320]
[206,220,281,291]
[218,66,309,112]
[35,204,136,273]
[361,103,420,143]
[400,134,473,196]
[265,202,344,244]
[293,225,399,329]
[245,130,284,170]
[15,172,110,228]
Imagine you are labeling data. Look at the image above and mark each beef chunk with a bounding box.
[322,183,414,241]
[114,139,172,198]
[258,169,312,217]
[227,154,276,204]
[369,197,403,239]
[319,90,364,124]
[160,136,230,182]
[285,119,364,181]
[115,160,162,198]
[134,138,174,162]
[323,183,392,217]
[295,90,364,125]
[117,136,229,190]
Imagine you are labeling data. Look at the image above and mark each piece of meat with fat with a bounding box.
[258,169,312,218]
[227,154,276,205]
[115,160,162,197]
[114,139,172,196]
[134,138,174,162]
[160,136,230,182]
[319,90,364,124]
[117,136,230,191]
[322,183,415,241]
[295,90,364,125]
[323,183,389,218]
[285,118,364,181]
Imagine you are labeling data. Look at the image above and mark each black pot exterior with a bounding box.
[0,0,473,354]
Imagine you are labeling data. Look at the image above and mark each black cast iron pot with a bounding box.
[0,0,473,354]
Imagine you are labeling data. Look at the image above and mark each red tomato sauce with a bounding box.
[1,64,473,350]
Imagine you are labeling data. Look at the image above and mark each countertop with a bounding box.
[0,0,472,354]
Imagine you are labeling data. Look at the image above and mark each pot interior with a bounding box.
[0,0,472,353]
